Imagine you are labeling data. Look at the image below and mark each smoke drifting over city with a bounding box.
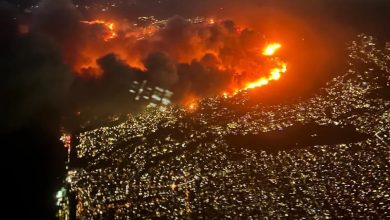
[2,0,390,128]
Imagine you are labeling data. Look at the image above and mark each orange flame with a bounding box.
[244,62,287,90]
[183,95,200,111]
[262,43,282,56]
[226,42,287,94]
[80,20,117,42]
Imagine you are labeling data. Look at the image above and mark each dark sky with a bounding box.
[0,0,389,219]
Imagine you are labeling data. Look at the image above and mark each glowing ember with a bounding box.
[188,103,198,111]
[183,95,200,111]
[60,133,72,148]
[80,20,117,42]
[262,43,282,56]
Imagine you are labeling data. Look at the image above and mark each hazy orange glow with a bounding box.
[262,43,282,56]
[183,94,200,111]
[80,20,117,42]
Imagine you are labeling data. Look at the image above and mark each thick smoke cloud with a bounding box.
[69,53,144,118]
[0,1,73,219]
[90,0,389,100]
[0,1,73,132]
[32,0,88,69]
[51,13,278,115]
[173,59,230,101]
[2,0,389,128]
[0,2,18,50]
[128,16,272,100]
[144,52,178,87]
[54,0,389,111]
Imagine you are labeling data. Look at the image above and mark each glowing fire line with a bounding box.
[238,42,287,92]
[189,42,287,110]
[80,20,117,42]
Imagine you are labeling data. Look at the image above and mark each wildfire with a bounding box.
[191,41,287,105]
[80,20,117,42]
[227,42,287,92]
[262,43,282,56]
[183,95,200,111]
[74,17,288,107]
[244,62,287,90]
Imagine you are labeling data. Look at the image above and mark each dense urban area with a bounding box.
[57,34,390,219]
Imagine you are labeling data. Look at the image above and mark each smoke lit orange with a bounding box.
[80,20,117,42]
[74,17,288,105]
